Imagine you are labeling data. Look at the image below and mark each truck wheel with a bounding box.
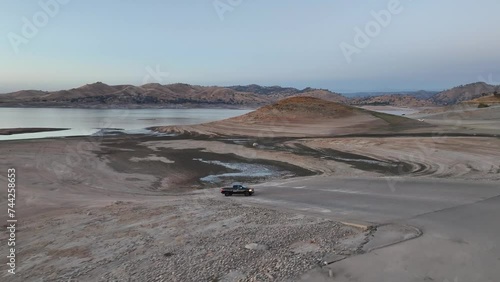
[244,191,250,196]
[225,192,231,197]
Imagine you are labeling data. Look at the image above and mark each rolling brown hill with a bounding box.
[431,82,500,105]
[0,82,269,108]
[231,96,357,123]
[155,97,431,137]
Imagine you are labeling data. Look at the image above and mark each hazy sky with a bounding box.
[1,0,500,93]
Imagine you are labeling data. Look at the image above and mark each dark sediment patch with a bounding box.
[321,147,423,175]
[285,143,415,175]
[215,136,418,175]
[215,136,417,175]
[96,136,313,191]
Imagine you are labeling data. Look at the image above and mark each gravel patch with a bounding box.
[12,198,364,282]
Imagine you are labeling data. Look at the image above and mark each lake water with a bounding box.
[0,108,251,141]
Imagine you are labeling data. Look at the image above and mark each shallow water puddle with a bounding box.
[193,158,290,183]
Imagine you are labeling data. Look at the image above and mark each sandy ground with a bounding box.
[1,103,499,281]
[2,196,364,282]
[0,136,312,220]
[153,116,378,138]
[154,114,436,138]
[410,105,500,134]
[359,105,420,114]
[0,136,364,282]
[297,137,500,181]
[140,135,500,181]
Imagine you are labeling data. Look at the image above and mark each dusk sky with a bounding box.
[1,0,500,93]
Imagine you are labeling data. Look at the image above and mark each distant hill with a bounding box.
[0,82,271,108]
[343,90,438,99]
[350,94,435,107]
[431,82,500,105]
[0,82,346,108]
[415,92,500,117]
[227,85,348,103]
[349,83,500,107]
[1,81,498,108]
[227,84,299,95]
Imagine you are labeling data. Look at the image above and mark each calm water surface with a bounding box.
[0,108,251,141]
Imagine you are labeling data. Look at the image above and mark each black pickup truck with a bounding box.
[220,184,254,196]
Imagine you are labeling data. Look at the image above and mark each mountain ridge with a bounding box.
[1,81,498,108]
[0,82,346,108]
